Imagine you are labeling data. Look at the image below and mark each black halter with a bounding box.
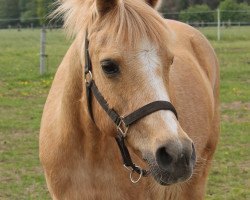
[84,33,178,183]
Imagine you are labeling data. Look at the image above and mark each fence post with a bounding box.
[217,9,221,41]
[40,26,46,75]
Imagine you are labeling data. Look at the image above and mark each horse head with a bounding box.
[63,0,196,186]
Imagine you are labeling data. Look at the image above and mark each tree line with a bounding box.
[0,0,56,27]
[0,0,250,28]
[160,0,250,23]
[160,0,250,12]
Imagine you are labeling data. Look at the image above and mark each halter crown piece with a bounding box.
[84,32,178,183]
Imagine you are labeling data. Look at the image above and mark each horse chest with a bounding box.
[54,155,166,200]
[62,164,148,199]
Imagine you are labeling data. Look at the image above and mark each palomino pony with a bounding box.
[40,0,220,199]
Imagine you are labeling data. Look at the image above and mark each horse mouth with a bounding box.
[149,164,194,186]
[144,154,195,186]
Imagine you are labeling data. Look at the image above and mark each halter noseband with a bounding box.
[84,33,178,183]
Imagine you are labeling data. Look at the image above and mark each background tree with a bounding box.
[178,0,189,10]
[219,0,250,22]
[179,4,214,22]
[19,0,27,14]
[159,0,191,19]
[0,0,20,27]
[20,0,39,26]
[236,0,250,3]
[160,0,221,13]
[37,0,56,25]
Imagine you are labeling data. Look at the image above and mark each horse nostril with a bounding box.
[181,153,190,166]
[156,147,173,170]
[191,143,196,162]
[180,142,196,167]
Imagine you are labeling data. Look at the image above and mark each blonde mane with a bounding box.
[54,0,170,46]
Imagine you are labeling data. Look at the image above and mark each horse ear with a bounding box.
[144,0,162,9]
[96,0,118,15]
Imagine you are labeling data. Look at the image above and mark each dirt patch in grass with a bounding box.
[222,48,245,53]
[221,101,250,123]
[239,160,250,172]
[221,101,250,110]
[239,159,250,188]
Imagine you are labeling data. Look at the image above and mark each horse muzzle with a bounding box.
[146,140,196,186]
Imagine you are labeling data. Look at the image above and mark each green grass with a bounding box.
[200,27,250,200]
[199,26,250,41]
[0,27,249,199]
[0,29,70,199]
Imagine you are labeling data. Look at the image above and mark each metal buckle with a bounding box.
[85,70,93,84]
[117,117,129,137]
[123,164,143,184]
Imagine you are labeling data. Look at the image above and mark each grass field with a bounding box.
[0,26,249,200]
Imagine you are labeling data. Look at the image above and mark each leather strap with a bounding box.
[90,81,121,125]
[115,131,148,176]
[85,35,94,120]
[123,101,178,126]
[84,35,92,73]
[90,81,178,126]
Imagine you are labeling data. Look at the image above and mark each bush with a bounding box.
[20,1,40,26]
[0,0,20,27]
[179,4,215,23]
[219,0,250,22]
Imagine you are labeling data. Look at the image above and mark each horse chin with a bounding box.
[150,165,193,186]
[145,156,194,186]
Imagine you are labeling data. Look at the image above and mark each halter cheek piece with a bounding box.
[84,33,178,183]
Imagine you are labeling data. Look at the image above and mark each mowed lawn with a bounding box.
[0,26,249,200]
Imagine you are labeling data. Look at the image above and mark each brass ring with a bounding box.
[130,167,143,184]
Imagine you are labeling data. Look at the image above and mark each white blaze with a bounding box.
[138,40,178,135]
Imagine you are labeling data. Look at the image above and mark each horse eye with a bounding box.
[101,59,120,75]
